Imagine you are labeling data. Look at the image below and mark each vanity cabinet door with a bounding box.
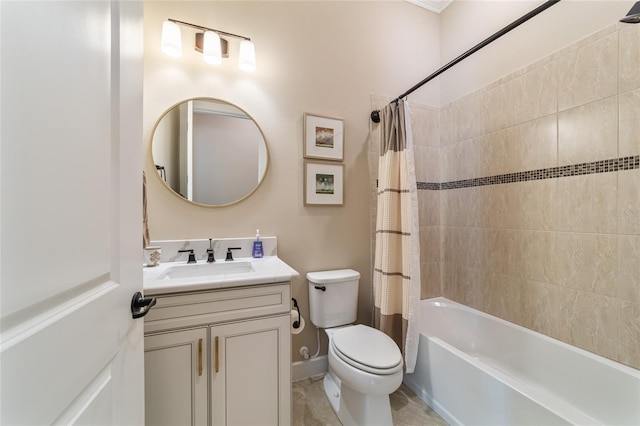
[144,328,208,426]
[210,315,291,426]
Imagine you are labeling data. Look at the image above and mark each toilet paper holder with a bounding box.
[291,298,301,329]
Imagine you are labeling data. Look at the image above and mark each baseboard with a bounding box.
[291,355,328,382]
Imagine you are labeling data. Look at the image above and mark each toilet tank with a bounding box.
[307,269,360,328]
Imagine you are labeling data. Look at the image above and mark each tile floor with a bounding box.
[292,375,448,426]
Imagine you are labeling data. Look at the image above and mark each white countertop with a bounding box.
[143,256,299,296]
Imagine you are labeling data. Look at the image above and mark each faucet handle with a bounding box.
[178,249,196,264]
[206,238,215,263]
[225,247,241,262]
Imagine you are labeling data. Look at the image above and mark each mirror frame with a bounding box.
[149,97,270,208]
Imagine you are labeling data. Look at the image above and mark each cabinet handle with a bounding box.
[198,338,203,377]
[214,336,219,373]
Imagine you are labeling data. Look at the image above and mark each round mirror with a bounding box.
[150,98,269,207]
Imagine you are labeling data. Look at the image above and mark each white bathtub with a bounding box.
[403,297,640,426]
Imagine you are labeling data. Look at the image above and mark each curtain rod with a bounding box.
[370,0,561,123]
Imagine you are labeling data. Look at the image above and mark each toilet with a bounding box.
[307,269,403,426]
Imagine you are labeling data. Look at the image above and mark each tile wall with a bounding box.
[372,22,640,369]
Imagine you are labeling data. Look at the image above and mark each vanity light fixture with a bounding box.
[202,31,222,65]
[238,39,257,72]
[161,20,182,57]
[160,18,256,71]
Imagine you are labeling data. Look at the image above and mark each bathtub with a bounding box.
[403,297,640,426]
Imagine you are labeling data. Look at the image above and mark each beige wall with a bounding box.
[143,1,440,362]
[439,1,635,105]
[145,1,640,369]
[437,21,640,369]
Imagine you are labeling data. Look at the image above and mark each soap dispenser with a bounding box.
[252,229,263,258]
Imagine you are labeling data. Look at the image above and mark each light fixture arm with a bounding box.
[168,18,251,41]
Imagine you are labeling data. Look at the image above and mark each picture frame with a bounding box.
[303,113,344,161]
[304,161,344,206]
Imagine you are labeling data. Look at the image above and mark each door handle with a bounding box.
[131,292,157,319]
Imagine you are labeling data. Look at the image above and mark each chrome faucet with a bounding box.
[178,249,196,264]
[207,238,215,263]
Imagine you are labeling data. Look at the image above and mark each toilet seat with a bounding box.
[331,325,403,375]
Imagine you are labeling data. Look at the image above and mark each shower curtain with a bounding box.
[373,100,421,373]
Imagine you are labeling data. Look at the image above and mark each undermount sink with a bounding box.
[158,261,254,280]
[143,253,299,296]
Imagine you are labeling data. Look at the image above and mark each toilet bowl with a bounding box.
[307,269,403,426]
[323,325,403,425]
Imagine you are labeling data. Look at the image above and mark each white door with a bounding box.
[1,1,145,424]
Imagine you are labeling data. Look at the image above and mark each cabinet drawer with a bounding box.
[144,283,290,333]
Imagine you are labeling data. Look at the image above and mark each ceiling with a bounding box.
[405,0,454,14]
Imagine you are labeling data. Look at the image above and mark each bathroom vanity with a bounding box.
[142,240,298,426]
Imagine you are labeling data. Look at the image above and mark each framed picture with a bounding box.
[304,113,344,161]
[304,161,344,206]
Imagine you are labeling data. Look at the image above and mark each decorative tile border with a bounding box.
[418,155,640,191]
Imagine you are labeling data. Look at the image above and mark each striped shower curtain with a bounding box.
[373,100,421,373]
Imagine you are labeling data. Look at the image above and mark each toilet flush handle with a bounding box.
[314,285,326,291]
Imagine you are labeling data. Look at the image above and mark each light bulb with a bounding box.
[161,20,182,57]
[238,40,256,72]
[203,31,222,65]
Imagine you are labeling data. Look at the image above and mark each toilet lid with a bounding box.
[332,325,403,372]
[306,269,360,284]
